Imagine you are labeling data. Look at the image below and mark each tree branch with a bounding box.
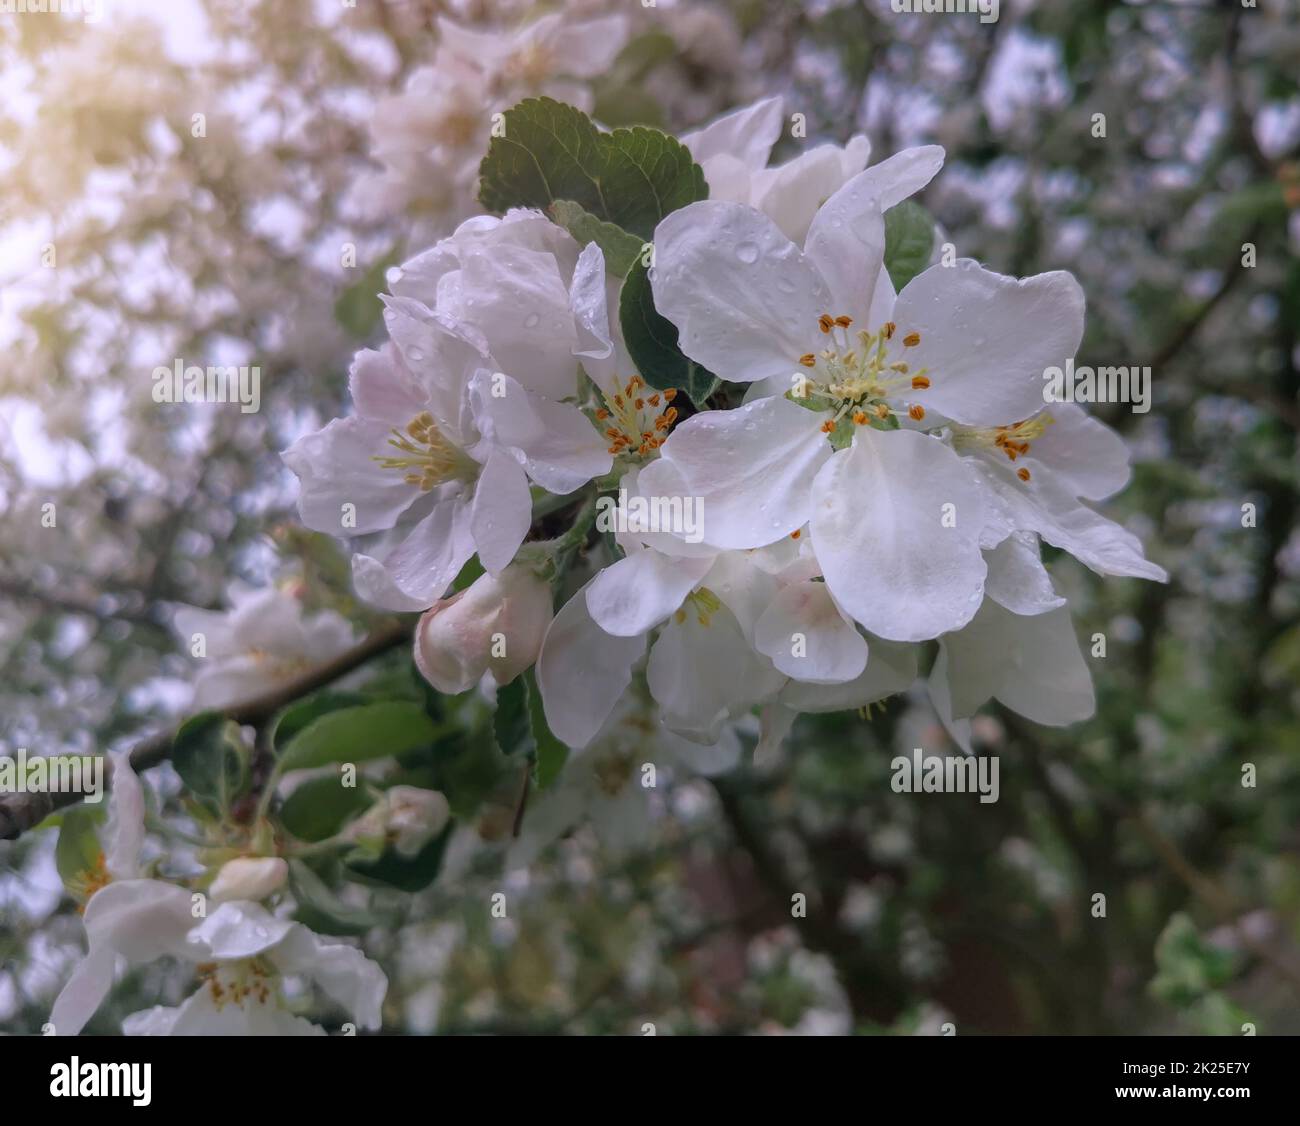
[0,619,413,841]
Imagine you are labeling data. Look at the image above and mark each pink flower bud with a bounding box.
[413,565,552,693]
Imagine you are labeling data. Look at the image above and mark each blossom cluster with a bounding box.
[290,93,1166,766]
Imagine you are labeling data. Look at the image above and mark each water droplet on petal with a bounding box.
[735,241,760,265]
[524,312,540,328]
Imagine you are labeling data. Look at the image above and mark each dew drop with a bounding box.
[524,312,540,328]
[735,241,760,265]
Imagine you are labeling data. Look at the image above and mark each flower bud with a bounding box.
[348,786,451,858]
[413,564,552,693]
[210,856,288,902]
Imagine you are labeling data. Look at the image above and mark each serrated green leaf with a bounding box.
[478,97,706,240]
[279,775,371,842]
[883,201,935,291]
[548,199,645,278]
[619,259,719,406]
[277,702,440,774]
[172,712,250,814]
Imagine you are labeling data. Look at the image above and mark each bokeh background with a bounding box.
[2,0,1299,1034]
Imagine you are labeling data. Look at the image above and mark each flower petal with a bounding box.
[942,600,1095,726]
[468,369,610,494]
[469,449,531,574]
[269,922,388,1031]
[683,95,784,174]
[104,750,145,880]
[585,548,714,637]
[283,417,420,536]
[537,582,647,749]
[1027,402,1132,501]
[891,261,1086,427]
[778,637,917,712]
[658,396,831,549]
[754,579,868,683]
[984,532,1065,616]
[812,428,987,642]
[651,201,829,383]
[363,489,476,605]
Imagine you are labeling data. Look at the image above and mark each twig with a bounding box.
[0,619,413,841]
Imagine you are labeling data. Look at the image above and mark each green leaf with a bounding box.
[277,702,440,774]
[548,199,645,278]
[619,259,719,406]
[279,775,371,842]
[345,824,454,893]
[493,676,532,756]
[270,691,370,753]
[478,97,706,240]
[55,804,106,894]
[334,245,401,339]
[288,859,391,936]
[526,670,569,789]
[883,201,935,291]
[172,712,250,814]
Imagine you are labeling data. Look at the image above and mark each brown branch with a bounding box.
[0,619,413,841]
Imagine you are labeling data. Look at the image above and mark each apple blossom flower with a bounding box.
[172,584,357,710]
[348,786,451,859]
[284,217,613,611]
[683,95,872,244]
[413,564,553,693]
[50,755,386,1036]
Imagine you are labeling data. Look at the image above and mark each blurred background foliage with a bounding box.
[2,0,1299,1035]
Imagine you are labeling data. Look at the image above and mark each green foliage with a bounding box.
[171,713,250,815]
[55,804,106,894]
[277,701,441,773]
[333,245,401,339]
[883,201,935,291]
[478,97,706,240]
[288,859,392,935]
[279,775,371,842]
[345,823,454,893]
[620,259,719,406]
[548,199,645,278]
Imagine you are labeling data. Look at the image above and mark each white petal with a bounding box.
[105,749,145,880]
[363,490,476,606]
[970,458,1167,581]
[586,549,713,637]
[440,243,580,402]
[658,396,831,549]
[779,637,917,712]
[469,450,531,574]
[537,583,646,749]
[49,946,118,1037]
[926,646,973,753]
[812,428,987,642]
[754,580,868,683]
[984,532,1065,616]
[891,262,1086,427]
[81,879,196,962]
[683,95,784,172]
[187,900,295,961]
[153,988,325,1036]
[468,370,610,494]
[942,601,1095,726]
[283,418,420,536]
[651,201,829,383]
[347,345,427,426]
[1028,402,1132,500]
[554,15,630,76]
[269,923,388,1031]
[751,135,871,245]
[804,146,943,321]
[647,606,782,742]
